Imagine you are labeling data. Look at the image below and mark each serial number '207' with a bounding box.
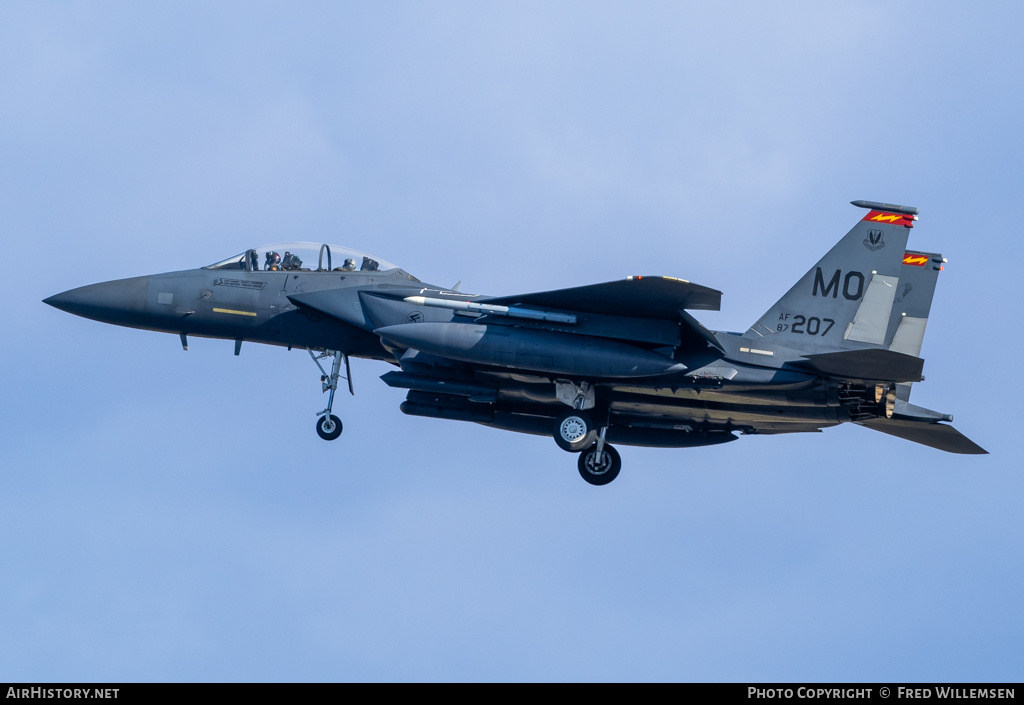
[778,316,835,335]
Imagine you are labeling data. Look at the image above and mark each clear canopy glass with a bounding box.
[205,243,400,273]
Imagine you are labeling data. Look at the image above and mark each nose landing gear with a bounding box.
[317,414,343,440]
[309,349,352,441]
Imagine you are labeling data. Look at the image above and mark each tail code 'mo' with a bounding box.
[745,201,943,355]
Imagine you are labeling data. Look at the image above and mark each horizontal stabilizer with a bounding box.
[793,348,924,383]
[856,418,988,454]
[482,276,722,318]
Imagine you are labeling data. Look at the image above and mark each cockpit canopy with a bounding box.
[205,243,400,273]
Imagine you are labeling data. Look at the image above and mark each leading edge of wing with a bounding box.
[481,276,722,318]
[856,417,988,455]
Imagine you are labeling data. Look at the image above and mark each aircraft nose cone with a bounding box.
[44,276,151,325]
[42,290,86,314]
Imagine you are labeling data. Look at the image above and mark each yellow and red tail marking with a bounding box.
[902,252,929,267]
[863,210,915,227]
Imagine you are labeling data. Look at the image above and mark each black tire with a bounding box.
[553,410,597,452]
[316,414,343,440]
[577,444,621,486]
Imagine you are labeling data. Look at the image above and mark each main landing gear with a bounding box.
[578,438,621,486]
[309,349,352,441]
[551,381,622,485]
[554,410,597,452]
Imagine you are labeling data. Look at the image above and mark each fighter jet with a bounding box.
[45,200,986,485]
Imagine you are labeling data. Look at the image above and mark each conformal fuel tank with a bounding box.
[375,322,686,378]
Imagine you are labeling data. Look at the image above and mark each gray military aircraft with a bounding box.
[45,200,985,485]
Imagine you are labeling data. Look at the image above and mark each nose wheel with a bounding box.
[309,349,352,441]
[316,414,343,440]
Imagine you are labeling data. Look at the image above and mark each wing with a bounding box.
[481,276,722,317]
[478,276,725,353]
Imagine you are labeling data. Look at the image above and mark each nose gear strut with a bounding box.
[308,349,352,440]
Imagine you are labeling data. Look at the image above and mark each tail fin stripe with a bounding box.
[863,210,916,227]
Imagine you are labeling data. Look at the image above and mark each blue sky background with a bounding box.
[2,1,1022,682]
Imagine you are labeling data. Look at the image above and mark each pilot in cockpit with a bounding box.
[339,258,357,271]
[264,251,282,271]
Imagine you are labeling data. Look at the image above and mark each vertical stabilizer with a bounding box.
[746,201,918,354]
[886,249,943,358]
[887,248,944,402]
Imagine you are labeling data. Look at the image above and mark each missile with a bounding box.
[403,295,577,324]
[375,322,686,378]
